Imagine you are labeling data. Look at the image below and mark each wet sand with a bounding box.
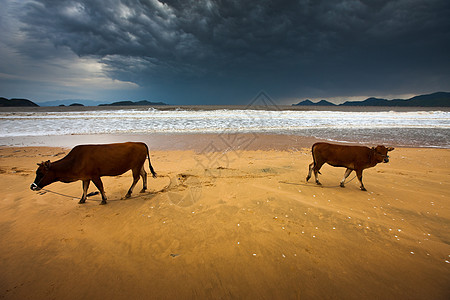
[0,134,449,299]
[0,133,323,151]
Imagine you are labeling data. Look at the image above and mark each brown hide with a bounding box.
[31,142,157,204]
[306,142,394,191]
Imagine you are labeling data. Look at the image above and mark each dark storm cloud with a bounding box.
[17,0,450,103]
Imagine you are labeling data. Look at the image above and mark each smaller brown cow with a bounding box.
[30,142,157,204]
[306,142,394,191]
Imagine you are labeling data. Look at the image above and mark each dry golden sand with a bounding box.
[0,144,449,299]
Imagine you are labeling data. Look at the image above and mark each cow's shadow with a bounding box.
[80,191,159,205]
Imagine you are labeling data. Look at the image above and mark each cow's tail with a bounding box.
[144,143,157,178]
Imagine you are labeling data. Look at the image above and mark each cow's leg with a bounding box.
[79,180,90,204]
[306,162,314,182]
[356,169,366,191]
[125,169,141,198]
[313,162,324,185]
[340,168,352,188]
[92,177,107,204]
[139,166,147,193]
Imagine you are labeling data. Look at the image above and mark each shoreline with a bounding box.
[1,132,448,150]
[0,133,325,151]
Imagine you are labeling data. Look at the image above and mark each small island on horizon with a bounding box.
[98,100,167,107]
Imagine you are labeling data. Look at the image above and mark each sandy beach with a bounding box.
[0,135,449,299]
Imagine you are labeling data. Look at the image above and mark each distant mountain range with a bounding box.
[293,92,450,107]
[37,99,104,106]
[99,100,167,106]
[0,98,167,107]
[294,99,335,106]
[0,97,39,107]
[2,92,449,107]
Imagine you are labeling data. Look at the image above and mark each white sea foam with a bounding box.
[1,109,449,147]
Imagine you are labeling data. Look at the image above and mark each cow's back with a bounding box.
[312,142,371,169]
[65,142,148,177]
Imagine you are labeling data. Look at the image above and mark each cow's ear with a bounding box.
[387,147,395,151]
[43,160,51,169]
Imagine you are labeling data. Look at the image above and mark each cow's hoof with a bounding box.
[360,187,367,191]
[125,193,131,198]
[340,183,345,188]
[139,189,146,193]
[100,200,107,205]
[306,176,310,182]
[316,182,322,186]
[78,200,86,204]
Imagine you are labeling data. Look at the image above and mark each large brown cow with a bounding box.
[30,142,157,204]
[306,142,394,191]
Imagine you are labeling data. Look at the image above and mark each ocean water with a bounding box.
[1,108,449,148]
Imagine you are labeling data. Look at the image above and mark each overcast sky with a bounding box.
[1,0,449,105]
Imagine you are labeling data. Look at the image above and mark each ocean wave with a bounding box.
[1,109,449,147]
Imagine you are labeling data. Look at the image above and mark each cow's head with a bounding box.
[372,146,395,163]
[30,160,55,191]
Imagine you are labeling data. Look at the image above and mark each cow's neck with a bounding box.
[50,157,77,182]
[368,148,378,167]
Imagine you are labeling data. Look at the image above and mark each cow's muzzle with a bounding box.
[383,157,389,163]
[30,183,41,191]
